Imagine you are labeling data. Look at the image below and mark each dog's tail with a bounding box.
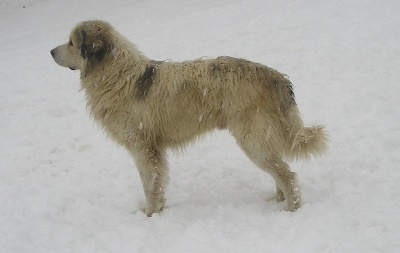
[277,100,328,161]
[287,124,328,160]
[268,72,328,161]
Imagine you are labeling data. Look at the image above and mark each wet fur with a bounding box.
[51,20,328,216]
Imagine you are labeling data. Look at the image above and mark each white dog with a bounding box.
[51,20,327,216]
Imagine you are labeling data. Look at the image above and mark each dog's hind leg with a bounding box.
[250,152,300,211]
[230,123,301,211]
[130,146,169,216]
[264,158,301,211]
[246,151,300,211]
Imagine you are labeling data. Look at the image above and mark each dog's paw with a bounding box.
[287,186,302,211]
[143,201,165,217]
[268,193,286,203]
[268,186,285,203]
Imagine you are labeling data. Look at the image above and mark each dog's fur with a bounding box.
[51,20,327,216]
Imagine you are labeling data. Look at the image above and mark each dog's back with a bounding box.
[146,57,327,160]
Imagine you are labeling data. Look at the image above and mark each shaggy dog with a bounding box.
[51,20,327,216]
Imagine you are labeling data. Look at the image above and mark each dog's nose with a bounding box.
[50,49,55,57]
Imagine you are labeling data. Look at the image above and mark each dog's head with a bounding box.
[50,20,113,73]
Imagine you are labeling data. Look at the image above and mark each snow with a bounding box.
[1,0,399,252]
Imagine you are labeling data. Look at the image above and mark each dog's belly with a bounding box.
[156,108,227,148]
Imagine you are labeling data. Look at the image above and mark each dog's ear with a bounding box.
[77,24,109,62]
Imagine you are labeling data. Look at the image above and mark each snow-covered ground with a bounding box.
[1,0,399,252]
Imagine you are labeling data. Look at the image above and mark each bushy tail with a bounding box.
[288,125,328,160]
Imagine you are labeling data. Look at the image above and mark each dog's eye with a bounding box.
[69,40,73,46]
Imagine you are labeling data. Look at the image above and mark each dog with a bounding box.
[51,20,327,216]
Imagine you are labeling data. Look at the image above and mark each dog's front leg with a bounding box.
[130,146,168,216]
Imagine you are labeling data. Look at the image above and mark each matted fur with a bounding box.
[51,20,327,216]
